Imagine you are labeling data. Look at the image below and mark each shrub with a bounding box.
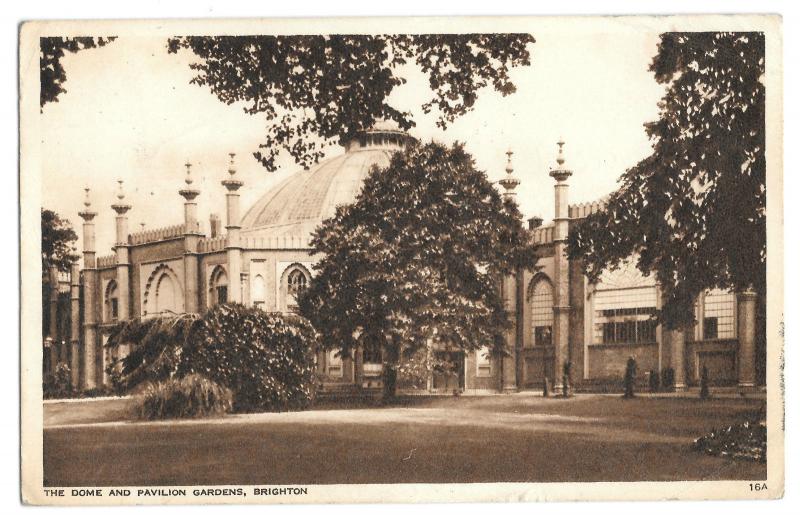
[623,357,636,398]
[109,304,318,413]
[661,367,675,390]
[137,374,233,420]
[43,363,72,399]
[648,369,661,392]
[562,360,573,398]
[700,366,710,399]
[693,420,766,463]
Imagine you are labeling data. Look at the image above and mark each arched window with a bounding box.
[283,266,309,312]
[208,266,229,307]
[104,280,119,322]
[155,272,177,314]
[529,278,554,346]
[252,274,266,310]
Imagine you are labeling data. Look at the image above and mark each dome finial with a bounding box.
[116,179,125,201]
[83,187,91,209]
[556,138,566,167]
[505,148,514,175]
[549,138,573,182]
[184,161,193,186]
[228,153,237,177]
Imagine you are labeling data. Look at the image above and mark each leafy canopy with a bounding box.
[299,141,536,387]
[41,208,79,273]
[40,36,117,107]
[567,32,765,328]
[167,34,535,171]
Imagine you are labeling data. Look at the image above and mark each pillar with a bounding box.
[111,180,132,372]
[550,140,572,390]
[69,260,81,388]
[180,163,201,313]
[501,275,518,392]
[737,289,758,390]
[78,188,98,390]
[667,328,686,391]
[222,153,244,303]
[47,265,59,372]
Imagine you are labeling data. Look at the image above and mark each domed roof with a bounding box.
[241,124,416,240]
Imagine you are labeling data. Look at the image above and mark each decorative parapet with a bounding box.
[57,271,71,283]
[568,197,609,219]
[241,235,313,250]
[530,224,555,245]
[198,236,228,253]
[128,224,187,245]
[97,254,117,268]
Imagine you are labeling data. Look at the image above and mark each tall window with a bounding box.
[209,267,229,307]
[703,289,736,339]
[154,273,177,314]
[529,278,553,346]
[105,281,119,322]
[286,268,308,312]
[594,288,657,344]
[252,274,265,310]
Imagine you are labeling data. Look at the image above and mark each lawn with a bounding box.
[43,394,767,486]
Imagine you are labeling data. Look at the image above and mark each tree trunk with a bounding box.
[382,341,400,402]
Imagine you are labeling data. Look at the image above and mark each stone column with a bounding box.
[180,163,201,313]
[222,153,244,303]
[737,289,758,390]
[514,269,525,388]
[667,328,686,391]
[78,188,98,390]
[550,140,572,390]
[501,275,518,392]
[47,265,60,372]
[69,260,81,388]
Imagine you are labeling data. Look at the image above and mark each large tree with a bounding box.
[40,36,117,107]
[298,142,536,398]
[41,208,78,274]
[167,34,535,171]
[567,32,765,328]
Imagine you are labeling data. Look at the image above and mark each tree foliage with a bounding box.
[42,208,79,274]
[106,304,317,412]
[567,32,765,328]
[40,36,117,107]
[298,141,536,397]
[167,34,535,171]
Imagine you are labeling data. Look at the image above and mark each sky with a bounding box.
[41,27,666,256]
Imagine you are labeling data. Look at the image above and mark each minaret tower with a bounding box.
[496,149,522,392]
[78,188,98,389]
[111,180,132,378]
[222,153,244,303]
[179,162,201,312]
[549,139,573,390]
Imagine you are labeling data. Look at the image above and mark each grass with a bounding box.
[43,394,767,486]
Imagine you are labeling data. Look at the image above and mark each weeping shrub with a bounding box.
[106,304,317,413]
[138,374,233,420]
[43,363,73,399]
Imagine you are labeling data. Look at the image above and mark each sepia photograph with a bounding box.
[18,13,783,505]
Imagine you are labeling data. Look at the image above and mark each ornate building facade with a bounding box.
[44,124,766,394]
